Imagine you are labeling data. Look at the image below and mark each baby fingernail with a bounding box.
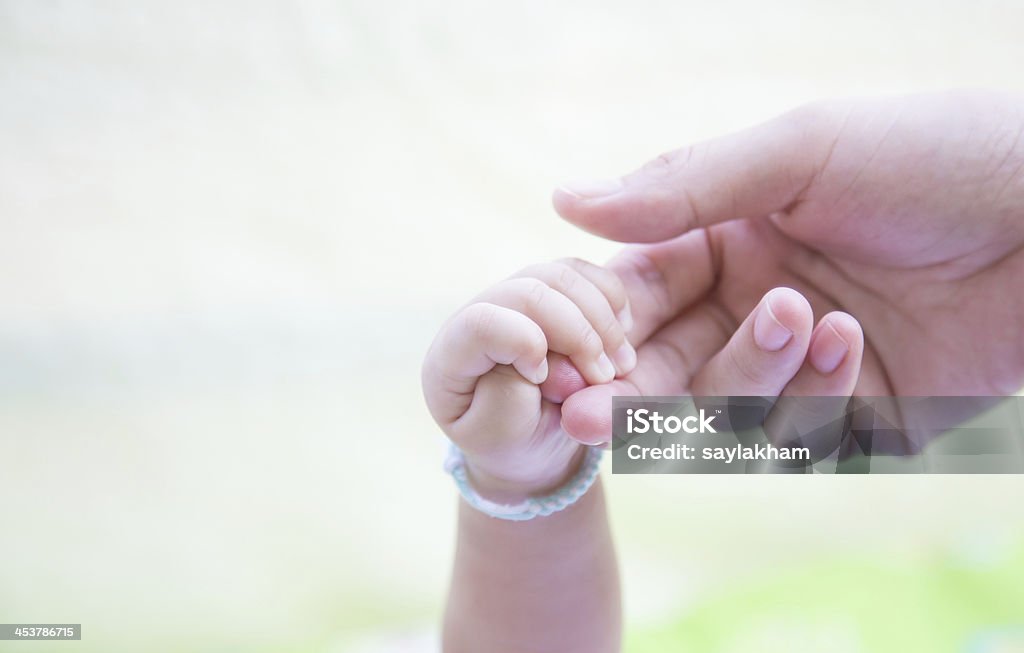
[753,297,793,352]
[533,358,550,384]
[597,352,616,381]
[612,342,637,375]
[558,178,624,199]
[810,321,849,375]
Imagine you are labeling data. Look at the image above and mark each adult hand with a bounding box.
[552,90,1024,444]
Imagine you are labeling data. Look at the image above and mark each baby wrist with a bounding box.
[444,444,603,521]
[463,447,586,503]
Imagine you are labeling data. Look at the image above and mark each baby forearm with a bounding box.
[443,478,621,653]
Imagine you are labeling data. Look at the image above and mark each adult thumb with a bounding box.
[552,103,840,242]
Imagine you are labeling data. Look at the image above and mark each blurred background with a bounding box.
[1,1,1023,651]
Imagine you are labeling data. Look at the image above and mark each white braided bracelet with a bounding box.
[443,444,604,521]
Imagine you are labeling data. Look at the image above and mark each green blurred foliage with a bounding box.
[629,543,1024,653]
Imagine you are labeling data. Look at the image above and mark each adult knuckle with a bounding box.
[624,248,671,309]
[641,149,685,178]
[785,99,846,149]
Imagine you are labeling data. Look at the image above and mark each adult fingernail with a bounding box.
[558,178,624,199]
[597,352,616,381]
[617,304,634,333]
[611,342,637,375]
[810,321,850,375]
[753,297,793,352]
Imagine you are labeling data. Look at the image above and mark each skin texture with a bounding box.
[423,262,861,652]
[422,260,634,653]
[555,90,1024,444]
[425,90,1024,652]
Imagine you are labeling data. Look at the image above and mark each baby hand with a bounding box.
[422,258,636,501]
